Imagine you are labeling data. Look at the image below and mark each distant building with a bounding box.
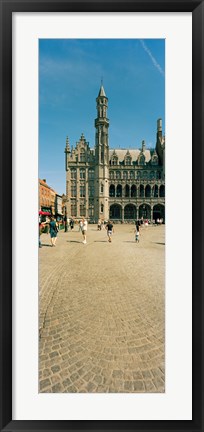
[65,85,165,222]
[39,179,62,216]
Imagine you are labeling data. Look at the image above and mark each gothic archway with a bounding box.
[139,204,151,219]
[153,204,165,222]
[109,204,122,220]
[124,204,136,220]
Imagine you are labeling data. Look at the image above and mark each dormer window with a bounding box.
[80,148,86,162]
[111,156,118,166]
[125,155,131,165]
[138,154,145,166]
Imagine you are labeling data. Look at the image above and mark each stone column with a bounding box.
[122,206,124,222]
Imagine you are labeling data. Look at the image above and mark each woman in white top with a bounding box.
[81,218,88,244]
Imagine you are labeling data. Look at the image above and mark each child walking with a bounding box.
[135,221,140,243]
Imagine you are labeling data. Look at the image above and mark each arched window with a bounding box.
[125,156,131,165]
[80,184,85,197]
[111,156,118,166]
[130,170,134,179]
[88,184,94,197]
[71,169,76,179]
[150,171,155,180]
[116,184,122,197]
[109,184,115,197]
[71,183,76,197]
[159,185,165,197]
[116,171,121,179]
[139,184,144,197]
[100,203,104,213]
[123,171,128,180]
[125,184,130,197]
[109,171,114,180]
[145,184,151,197]
[101,183,104,193]
[80,169,85,179]
[131,185,137,197]
[88,169,94,179]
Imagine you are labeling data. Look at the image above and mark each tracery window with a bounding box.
[71,183,76,197]
[71,169,77,179]
[116,171,121,179]
[125,156,131,165]
[109,184,115,197]
[123,171,128,180]
[88,169,94,179]
[80,148,86,162]
[130,170,134,179]
[80,169,86,179]
[80,184,86,197]
[109,171,114,180]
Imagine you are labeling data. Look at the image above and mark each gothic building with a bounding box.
[65,85,165,222]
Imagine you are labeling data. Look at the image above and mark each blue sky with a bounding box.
[39,39,165,195]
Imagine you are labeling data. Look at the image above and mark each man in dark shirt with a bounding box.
[105,220,114,242]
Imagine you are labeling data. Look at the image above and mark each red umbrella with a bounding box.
[39,211,51,215]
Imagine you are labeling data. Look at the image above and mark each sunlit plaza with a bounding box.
[39,223,165,393]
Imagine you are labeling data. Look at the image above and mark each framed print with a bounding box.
[0,0,203,431]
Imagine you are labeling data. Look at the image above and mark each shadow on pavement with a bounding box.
[94,240,108,243]
[41,244,52,247]
[67,240,82,243]
[152,242,165,245]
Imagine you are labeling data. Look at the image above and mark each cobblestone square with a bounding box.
[39,223,165,393]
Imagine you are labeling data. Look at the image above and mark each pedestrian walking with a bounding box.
[70,219,74,231]
[135,221,140,243]
[106,220,114,242]
[49,216,58,247]
[81,218,88,244]
[97,219,101,230]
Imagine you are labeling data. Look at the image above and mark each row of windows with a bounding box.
[70,168,94,180]
[70,168,162,181]
[109,184,165,198]
[70,182,164,198]
[70,181,95,197]
[110,155,158,166]
[109,170,162,180]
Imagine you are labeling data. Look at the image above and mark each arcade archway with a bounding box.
[109,204,122,220]
[124,204,136,220]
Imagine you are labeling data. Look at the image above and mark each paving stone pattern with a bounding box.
[39,224,165,393]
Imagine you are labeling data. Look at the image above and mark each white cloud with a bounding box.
[140,39,164,77]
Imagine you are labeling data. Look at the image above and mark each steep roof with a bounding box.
[98,85,106,97]
[109,149,151,163]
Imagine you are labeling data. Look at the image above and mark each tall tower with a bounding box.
[94,84,109,221]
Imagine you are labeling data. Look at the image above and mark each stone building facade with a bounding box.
[65,85,165,223]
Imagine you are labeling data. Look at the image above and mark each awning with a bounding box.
[39,211,51,215]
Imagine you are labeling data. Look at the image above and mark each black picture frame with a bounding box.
[0,1,203,431]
